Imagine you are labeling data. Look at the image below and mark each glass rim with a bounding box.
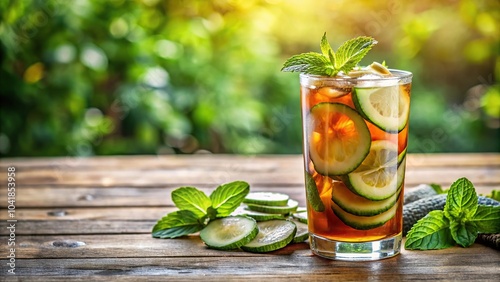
[299,69,413,82]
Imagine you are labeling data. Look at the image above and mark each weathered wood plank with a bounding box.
[0,183,495,209]
[0,244,498,281]
[1,166,498,187]
[0,185,308,208]
[1,153,498,170]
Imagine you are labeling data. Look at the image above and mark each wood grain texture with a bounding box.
[0,154,498,281]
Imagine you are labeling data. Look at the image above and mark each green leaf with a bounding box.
[334,36,377,73]
[405,210,455,250]
[281,52,332,75]
[444,177,478,221]
[281,33,376,77]
[171,187,212,218]
[470,205,500,234]
[430,183,444,194]
[450,221,478,248]
[320,32,334,61]
[210,181,250,217]
[152,210,204,239]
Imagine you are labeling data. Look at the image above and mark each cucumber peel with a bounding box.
[199,216,258,250]
[241,220,297,253]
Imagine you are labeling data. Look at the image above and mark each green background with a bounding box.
[1,0,499,157]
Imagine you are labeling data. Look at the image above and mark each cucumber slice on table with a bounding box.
[308,102,371,176]
[331,199,399,230]
[243,192,290,206]
[232,205,285,221]
[292,211,308,224]
[331,181,401,216]
[241,220,297,253]
[290,219,309,243]
[353,84,410,133]
[246,199,299,214]
[199,216,258,250]
[343,140,404,200]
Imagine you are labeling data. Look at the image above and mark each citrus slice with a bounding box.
[243,192,290,206]
[245,199,299,215]
[331,181,401,216]
[241,220,297,253]
[331,199,398,230]
[353,84,410,133]
[308,102,371,176]
[343,140,404,200]
[199,216,258,250]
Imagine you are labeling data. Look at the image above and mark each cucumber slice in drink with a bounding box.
[243,192,290,206]
[353,84,410,133]
[305,171,325,212]
[241,220,297,253]
[308,103,371,176]
[331,199,399,230]
[199,216,258,250]
[331,181,401,216]
[290,219,309,243]
[344,140,404,200]
[246,199,299,214]
[398,147,407,166]
[232,205,285,221]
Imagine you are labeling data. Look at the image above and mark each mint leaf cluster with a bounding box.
[281,33,377,77]
[405,177,500,250]
[152,181,250,239]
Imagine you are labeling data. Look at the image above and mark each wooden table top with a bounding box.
[1,153,499,281]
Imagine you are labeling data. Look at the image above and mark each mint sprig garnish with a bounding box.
[281,33,377,77]
[152,181,250,239]
[405,177,500,250]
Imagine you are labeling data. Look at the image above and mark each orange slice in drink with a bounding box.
[308,102,371,176]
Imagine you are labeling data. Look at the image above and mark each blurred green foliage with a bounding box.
[0,0,498,157]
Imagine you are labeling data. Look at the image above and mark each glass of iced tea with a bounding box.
[300,67,412,260]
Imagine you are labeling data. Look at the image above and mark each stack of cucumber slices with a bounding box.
[200,192,309,253]
[307,83,409,230]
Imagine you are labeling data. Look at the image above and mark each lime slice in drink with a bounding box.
[353,84,410,133]
[243,192,289,206]
[245,199,299,215]
[241,220,297,253]
[199,216,258,250]
[343,140,404,200]
[308,102,371,176]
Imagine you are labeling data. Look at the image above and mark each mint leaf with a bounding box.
[281,52,333,76]
[334,36,377,74]
[152,210,204,239]
[320,33,334,62]
[449,221,478,248]
[444,177,478,221]
[281,33,376,77]
[470,205,500,233]
[405,210,455,250]
[210,181,250,217]
[171,186,212,218]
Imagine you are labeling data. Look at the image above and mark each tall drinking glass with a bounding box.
[300,70,412,260]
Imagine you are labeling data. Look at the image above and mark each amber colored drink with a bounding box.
[300,70,412,260]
